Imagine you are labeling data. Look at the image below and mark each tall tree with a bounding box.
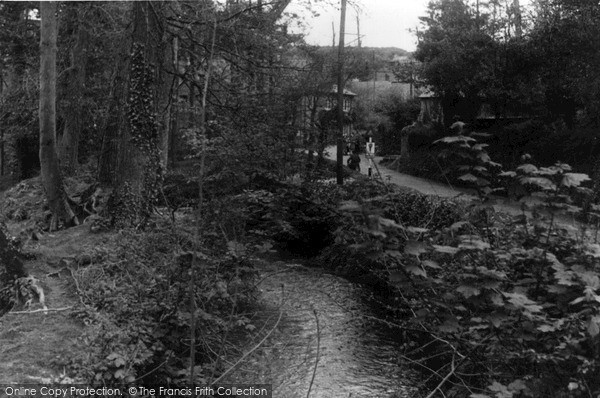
[103,1,164,227]
[39,1,77,229]
[58,2,89,175]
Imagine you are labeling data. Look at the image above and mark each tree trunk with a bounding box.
[39,1,77,230]
[0,224,28,315]
[59,5,88,175]
[97,40,130,186]
[104,1,164,228]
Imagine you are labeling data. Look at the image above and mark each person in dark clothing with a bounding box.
[347,151,361,171]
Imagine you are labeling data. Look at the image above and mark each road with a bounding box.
[326,147,581,227]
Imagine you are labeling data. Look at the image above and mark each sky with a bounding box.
[288,0,433,52]
[288,0,532,52]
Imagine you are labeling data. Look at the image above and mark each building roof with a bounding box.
[329,85,357,96]
[419,89,438,99]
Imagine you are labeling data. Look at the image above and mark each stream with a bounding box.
[223,259,419,398]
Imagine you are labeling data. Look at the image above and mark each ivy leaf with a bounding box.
[499,171,517,177]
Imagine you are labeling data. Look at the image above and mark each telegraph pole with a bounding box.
[336,0,347,185]
[356,14,361,48]
[331,21,336,47]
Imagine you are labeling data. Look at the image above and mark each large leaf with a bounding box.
[434,135,476,144]
[561,173,590,188]
[406,226,429,234]
[422,259,441,269]
[459,173,479,183]
[459,240,490,251]
[477,267,507,280]
[406,264,427,277]
[450,221,470,231]
[404,240,430,256]
[488,381,512,398]
[588,315,600,337]
[379,217,404,229]
[477,152,491,163]
[338,200,361,212]
[516,164,538,174]
[519,176,556,191]
[457,284,481,298]
[503,292,543,316]
[433,245,459,254]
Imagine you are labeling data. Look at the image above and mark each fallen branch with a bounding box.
[7,306,72,315]
[211,284,285,385]
[306,308,321,398]
[425,352,455,398]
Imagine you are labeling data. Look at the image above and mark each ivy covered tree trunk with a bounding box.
[105,1,163,228]
[39,1,78,230]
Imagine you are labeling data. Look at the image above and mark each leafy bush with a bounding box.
[64,224,257,385]
[374,97,422,156]
[327,160,600,397]
[435,133,503,198]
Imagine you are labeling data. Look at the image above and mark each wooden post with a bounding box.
[336,0,347,185]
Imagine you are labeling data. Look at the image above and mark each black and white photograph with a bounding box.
[1,0,600,397]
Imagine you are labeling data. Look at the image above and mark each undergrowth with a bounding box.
[60,216,258,385]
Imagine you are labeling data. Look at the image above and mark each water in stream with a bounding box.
[223,259,419,398]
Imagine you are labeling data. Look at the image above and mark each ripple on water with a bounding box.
[222,260,419,398]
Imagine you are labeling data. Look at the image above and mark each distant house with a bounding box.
[298,85,357,138]
[418,90,444,124]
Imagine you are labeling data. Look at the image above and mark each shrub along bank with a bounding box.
[244,171,600,397]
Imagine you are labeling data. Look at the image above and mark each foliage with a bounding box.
[416,0,600,128]
[325,156,600,397]
[64,223,257,385]
[435,132,502,198]
[415,0,499,122]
